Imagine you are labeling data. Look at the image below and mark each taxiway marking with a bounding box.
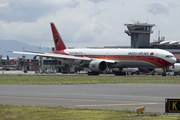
[0,95,163,107]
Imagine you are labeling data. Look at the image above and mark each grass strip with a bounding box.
[0,104,179,120]
[0,75,180,84]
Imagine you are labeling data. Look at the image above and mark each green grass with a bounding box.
[0,75,180,84]
[0,104,179,120]
[1,76,180,119]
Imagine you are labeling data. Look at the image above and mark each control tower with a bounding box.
[124,22,155,48]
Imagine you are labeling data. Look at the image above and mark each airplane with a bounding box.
[10,23,177,76]
[113,67,165,75]
[150,63,180,76]
[118,63,180,76]
[152,63,180,76]
[169,63,180,73]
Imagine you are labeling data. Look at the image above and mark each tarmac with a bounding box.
[0,84,180,113]
[0,70,180,113]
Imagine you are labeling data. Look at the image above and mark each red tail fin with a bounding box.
[50,23,66,51]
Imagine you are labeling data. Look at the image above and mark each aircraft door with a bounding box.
[133,55,137,60]
[153,53,158,61]
[106,53,109,59]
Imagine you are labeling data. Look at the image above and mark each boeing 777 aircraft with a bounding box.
[11,23,176,76]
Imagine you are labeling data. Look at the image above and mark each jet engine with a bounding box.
[89,60,108,72]
[138,68,155,73]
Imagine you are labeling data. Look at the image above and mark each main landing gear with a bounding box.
[88,72,99,76]
[114,71,126,76]
[162,72,166,76]
[162,68,168,76]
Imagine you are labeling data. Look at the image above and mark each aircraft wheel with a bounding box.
[114,72,126,76]
[123,72,126,76]
[162,73,166,76]
[88,72,99,76]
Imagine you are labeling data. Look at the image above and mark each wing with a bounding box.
[10,51,115,63]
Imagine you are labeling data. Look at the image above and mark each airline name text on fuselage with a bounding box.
[69,52,83,55]
[69,52,150,56]
[128,52,149,55]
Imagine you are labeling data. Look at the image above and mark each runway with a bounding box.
[0,84,180,113]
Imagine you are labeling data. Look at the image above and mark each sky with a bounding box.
[0,0,180,49]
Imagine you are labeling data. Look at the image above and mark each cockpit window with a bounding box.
[166,55,173,58]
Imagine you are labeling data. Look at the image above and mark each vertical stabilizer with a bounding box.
[50,23,66,51]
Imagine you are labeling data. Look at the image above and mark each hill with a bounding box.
[0,40,51,59]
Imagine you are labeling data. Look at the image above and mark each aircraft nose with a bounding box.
[171,57,177,64]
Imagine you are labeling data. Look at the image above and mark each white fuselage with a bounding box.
[62,48,176,69]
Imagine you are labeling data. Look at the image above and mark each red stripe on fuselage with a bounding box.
[84,55,171,67]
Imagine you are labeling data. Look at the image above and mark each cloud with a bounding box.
[0,0,79,22]
[88,0,108,4]
[1,0,180,50]
[146,3,169,15]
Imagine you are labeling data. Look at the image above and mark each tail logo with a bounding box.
[55,35,60,46]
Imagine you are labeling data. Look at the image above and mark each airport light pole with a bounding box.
[39,45,41,52]
[22,47,25,72]
[38,45,42,73]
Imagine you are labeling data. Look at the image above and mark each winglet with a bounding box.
[50,23,66,51]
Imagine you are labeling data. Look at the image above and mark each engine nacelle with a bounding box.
[89,60,108,72]
[138,68,155,73]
